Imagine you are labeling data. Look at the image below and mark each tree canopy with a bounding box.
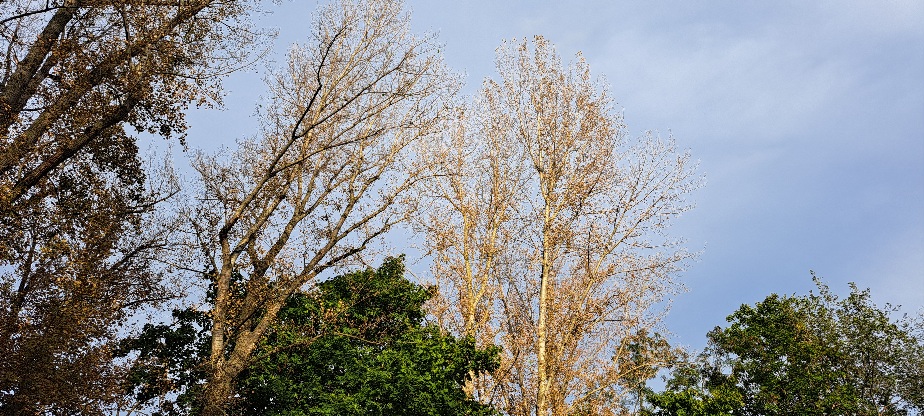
[644,276,924,416]
[0,1,259,413]
[6,2,696,415]
[6,1,921,416]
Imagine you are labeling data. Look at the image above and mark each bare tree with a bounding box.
[185,1,459,414]
[0,1,258,413]
[421,36,700,415]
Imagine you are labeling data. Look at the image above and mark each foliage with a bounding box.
[119,257,500,416]
[644,276,924,416]
[118,308,213,416]
[235,256,500,416]
[0,1,259,413]
[641,358,744,416]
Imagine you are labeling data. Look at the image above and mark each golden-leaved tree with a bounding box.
[0,1,258,413]
[421,36,700,415]
[183,1,459,414]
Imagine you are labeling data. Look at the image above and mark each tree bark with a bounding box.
[200,367,233,416]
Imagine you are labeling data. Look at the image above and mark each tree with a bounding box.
[645,277,924,416]
[0,0,258,206]
[641,354,744,416]
[184,1,458,413]
[117,306,213,415]
[0,1,258,413]
[120,257,500,416]
[235,256,500,416]
[419,99,527,404]
[420,36,699,415]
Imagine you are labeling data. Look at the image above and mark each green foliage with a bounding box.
[645,275,924,416]
[115,270,247,415]
[235,256,500,415]
[642,360,743,416]
[119,257,500,415]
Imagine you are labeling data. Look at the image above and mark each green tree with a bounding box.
[641,360,743,416]
[120,257,500,415]
[236,256,500,416]
[645,276,924,416]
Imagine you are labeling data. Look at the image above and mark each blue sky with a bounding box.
[185,0,924,349]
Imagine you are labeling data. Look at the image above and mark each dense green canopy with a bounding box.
[235,257,500,415]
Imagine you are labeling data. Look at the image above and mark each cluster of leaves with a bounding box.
[120,257,500,415]
[644,276,924,416]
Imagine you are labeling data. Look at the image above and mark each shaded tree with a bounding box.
[0,1,259,413]
[118,307,213,415]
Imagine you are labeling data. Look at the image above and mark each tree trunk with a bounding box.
[202,259,233,416]
[200,327,268,415]
[200,368,232,416]
[536,200,552,416]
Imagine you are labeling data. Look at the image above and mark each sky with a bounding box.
[184,0,924,350]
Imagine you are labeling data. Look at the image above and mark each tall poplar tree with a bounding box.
[421,36,699,415]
